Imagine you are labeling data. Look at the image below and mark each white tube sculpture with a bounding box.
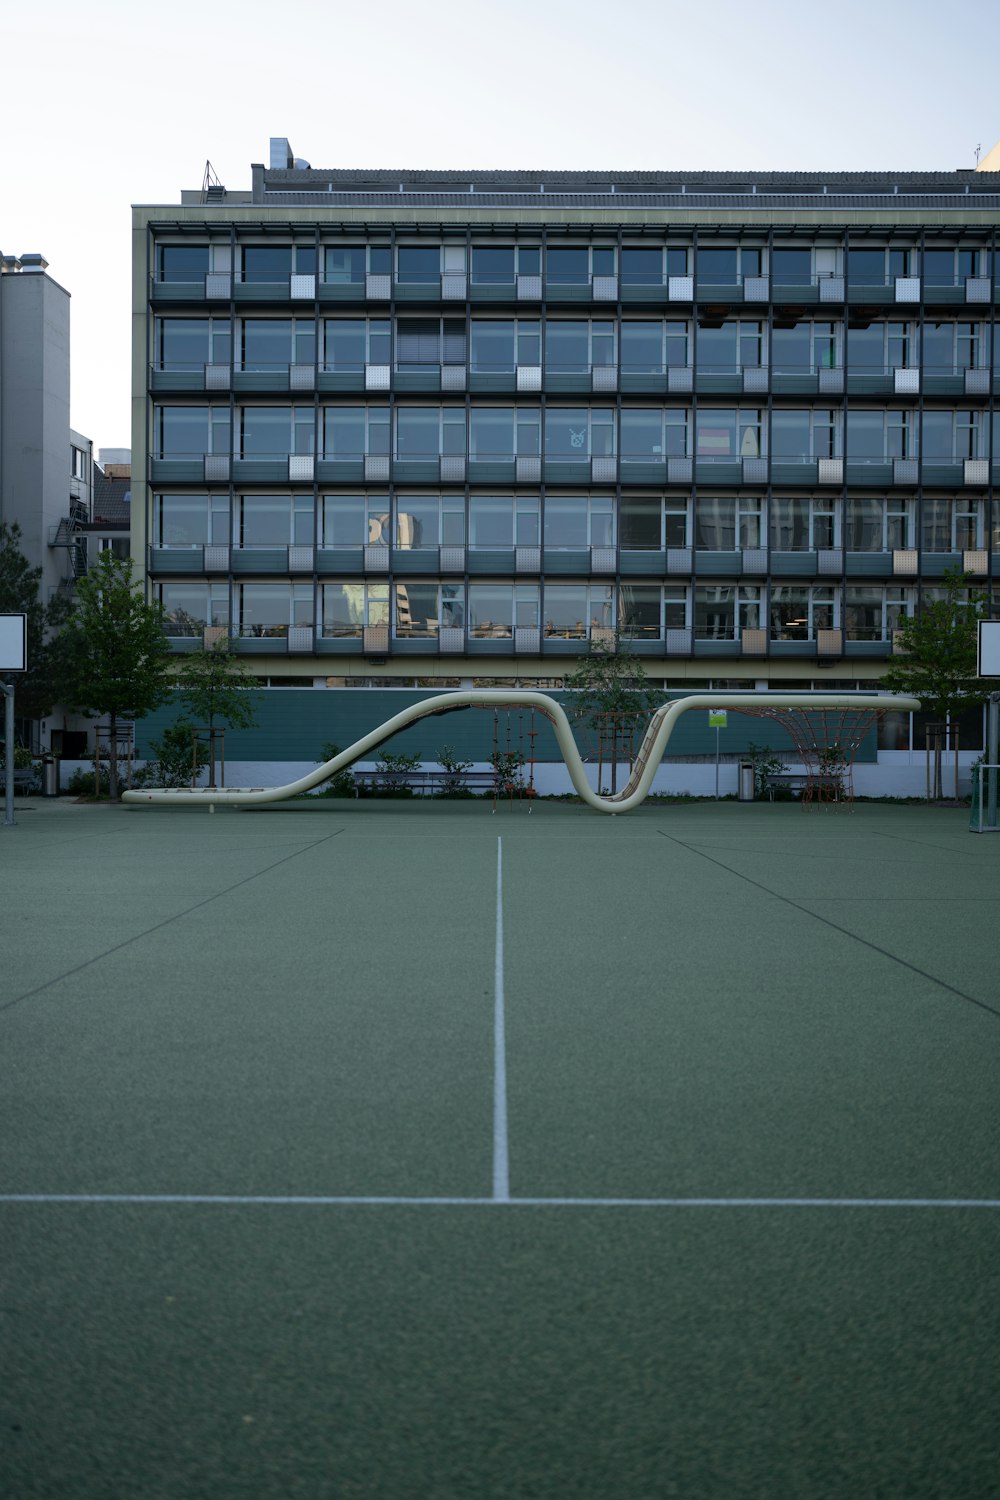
[122,690,921,815]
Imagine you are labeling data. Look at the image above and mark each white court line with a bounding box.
[2,1194,999,1209]
[493,837,509,1202]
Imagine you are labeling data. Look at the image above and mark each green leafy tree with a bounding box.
[0,520,73,722]
[61,551,173,799]
[175,637,259,786]
[134,719,210,790]
[566,634,661,793]
[882,567,989,798]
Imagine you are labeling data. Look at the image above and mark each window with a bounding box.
[619,321,689,374]
[696,409,765,459]
[771,409,841,460]
[320,495,390,548]
[923,322,982,375]
[157,581,229,635]
[469,495,539,549]
[324,319,389,372]
[396,318,466,368]
[771,248,813,286]
[544,496,613,549]
[153,494,229,547]
[922,410,984,462]
[322,582,388,635]
[619,585,687,640]
[158,245,210,283]
[470,320,540,372]
[847,322,914,373]
[237,407,314,458]
[71,445,88,480]
[771,321,839,374]
[922,499,981,552]
[236,494,313,547]
[696,247,763,285]
[769,498,837,551]
[845,587,910,641]
[769,586,836,641]
[923,247,981,287]
[545,408,615,460]
[619,496,689,551]
[241,319,315,371]
[396,495,465,548]
[696,321,764,373]
[847,246,915,287]
[469,584,540,638]
[845,497,912,551]
[620,409,689,461]
[241,246,315,283]
[237,582,313,637]
[156,407,230,458]
[395,407,466,458]
[695,497,763,550]
[470,245,540,283]
[846,410,912,462]
[394,582,464,637]
[694,585,761,640]
[545,320,615,373]
[543,585,614,638]
[546,246,614,284]
[324,245,390,284]
[469,409,539,461]
[156,318,231,371]
[323,408,390,459]
[397,246,448,284]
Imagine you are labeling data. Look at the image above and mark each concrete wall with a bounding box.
[0,269,73,597]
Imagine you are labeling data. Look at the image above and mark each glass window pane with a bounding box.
[547,248,589,285]
[470,409,514,459]
[546,322,590,372]
[240,495,289,545]
[243,247,292,283]
[545,497,589,548]
[546,410,590,458]
[697,248,738,283]
[397,247,440,284]
[396,498,440,548]
[160,245,210,282]
[471,247,515,283]
[470,495,513,548]
[620,249,662,286]
[396,408,440,457]
[324,246,365,284]
[772,249,812,285]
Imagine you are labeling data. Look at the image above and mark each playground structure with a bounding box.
[122,690,921,814]
[736,703,892,807]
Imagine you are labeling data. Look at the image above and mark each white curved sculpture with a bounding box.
[122,690,921,815]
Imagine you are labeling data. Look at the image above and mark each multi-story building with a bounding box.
[131,140,1000,779]
[0,253,91,600]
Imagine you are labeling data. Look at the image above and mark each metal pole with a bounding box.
[3,681,15,827]
[988,693,999,828]
[715,724,720,799]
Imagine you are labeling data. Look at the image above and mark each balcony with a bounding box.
[232,275,316,305]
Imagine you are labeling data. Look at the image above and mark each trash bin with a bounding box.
[42,754,58,798]
[738,761,755,802]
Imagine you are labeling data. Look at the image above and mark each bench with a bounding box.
[764,772,846,802]
[352,769,503,797]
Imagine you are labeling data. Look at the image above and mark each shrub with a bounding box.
[436,744,473,797]
[745,741,790,799]
[315,743,357,798]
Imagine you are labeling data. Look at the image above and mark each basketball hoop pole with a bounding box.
[3,680,15,827]
[988,694,999,828]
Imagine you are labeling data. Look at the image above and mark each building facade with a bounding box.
[131,142,1000,773]
[0,254,91,600]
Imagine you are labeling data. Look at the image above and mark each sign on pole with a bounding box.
[0,613,27,672]
[708,710,728,728]
[977,620,1000,679]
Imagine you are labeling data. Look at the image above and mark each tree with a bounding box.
[61,551,173,799]
[0,520,73,723]
[565,634,661,794]
[175,637,259,786]
[882,567,989,799]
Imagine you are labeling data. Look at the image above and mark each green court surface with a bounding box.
[1,798,998,1499]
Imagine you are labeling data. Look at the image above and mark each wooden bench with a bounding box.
[352,769,501,797]
[764,772,845,802]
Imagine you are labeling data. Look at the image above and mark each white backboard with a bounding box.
[977,620,1000,678]
[0,614,27,672]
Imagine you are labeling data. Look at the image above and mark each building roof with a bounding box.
[91,469,131,528]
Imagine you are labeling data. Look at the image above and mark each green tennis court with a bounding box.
[2,798,998,1498]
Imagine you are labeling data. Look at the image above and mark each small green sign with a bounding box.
[708,710,728,728]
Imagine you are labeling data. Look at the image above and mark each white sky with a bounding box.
[2,0,998,451]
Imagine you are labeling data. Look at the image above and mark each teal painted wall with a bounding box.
[133,691,877,764]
